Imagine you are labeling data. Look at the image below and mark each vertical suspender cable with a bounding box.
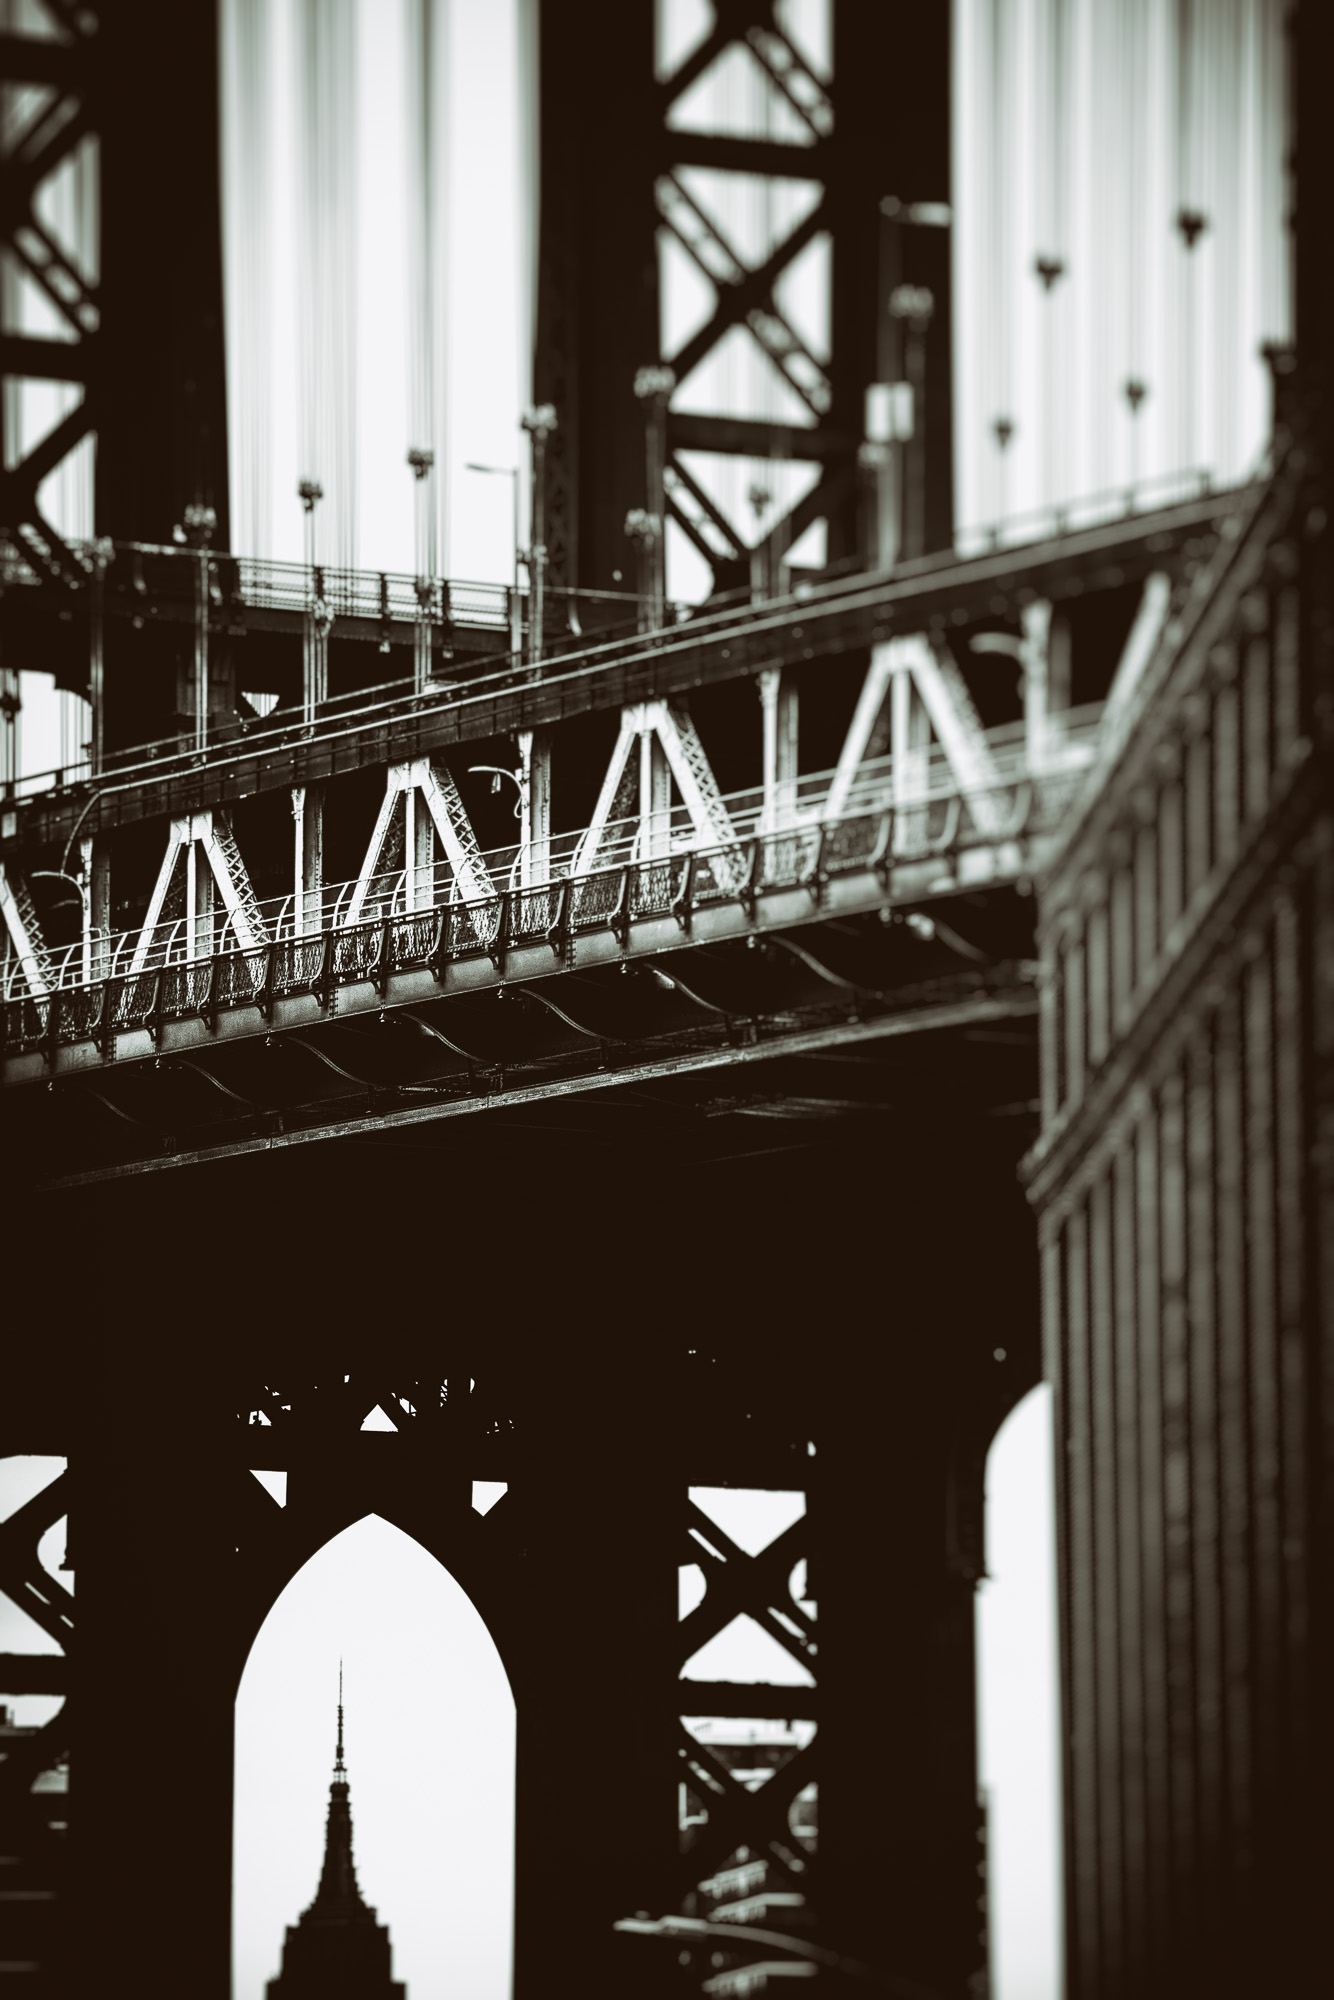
[991,0,1013,529]
[406,0,432,583]
[1033,0,1070,519]
[298,0,359,572]
[222,0,271,560]
[1124,0,1147,495]
[1051,0,1068,513]
[439,1,453,582]
[1265,0,1291,354]
[517,0,539,520]
[406,0,450,581]
[1210,2,1224,482]
[1175,0,1196,481]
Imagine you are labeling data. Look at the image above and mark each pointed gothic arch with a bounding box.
[233,1512,517,2000]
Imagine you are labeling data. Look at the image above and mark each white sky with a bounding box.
[232,1511,516,2000]
[977,1386,1063,2000]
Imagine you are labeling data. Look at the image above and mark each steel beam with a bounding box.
[33,987,1039,1188]
[2,485,1239,857]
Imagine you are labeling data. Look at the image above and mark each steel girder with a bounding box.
[0,481,1239,857]
[534,1,953,600]
[0,4,99,599]
[1,1082,1041,1996]
[0,2,230,748]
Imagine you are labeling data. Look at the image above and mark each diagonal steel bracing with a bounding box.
[826,634,1006,834]
[342,759,493,929]
[0,861,57,999]
[125,811,266,975]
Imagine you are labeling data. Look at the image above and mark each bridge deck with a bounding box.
[1,726,1091,1084]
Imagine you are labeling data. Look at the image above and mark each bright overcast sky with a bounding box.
[232,1506,516,2000]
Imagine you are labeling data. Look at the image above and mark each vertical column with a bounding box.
[817,1309,990,2000]
[402,789,417,912]
[68,1303,238,2000]
[522,406,558,665]
[0,656,16,793]
[299,485,326,720]
[632,368,674,630]
[292,786,324,935]
[76,835,94,985]
[193,545,210,752]
[409,447,437,691]
[184,838,215,963]
[88,539,112,775]
[413,585,433,690]
[518,729,552,886]
[513,1336,681,2000]
[891,666,930,847]
[639,726,671,859]
[87,838,111,981]
[1022,601,1052,775]
[759,669,799,832]
[409,786,434,910]
[1046,611,1073,758]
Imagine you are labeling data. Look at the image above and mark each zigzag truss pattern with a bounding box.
[1,590,1169,1068]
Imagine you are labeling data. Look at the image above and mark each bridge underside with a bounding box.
[4,1007,1039,2000]
[8,900,1038,1184]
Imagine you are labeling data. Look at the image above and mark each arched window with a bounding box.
[233,1514,516,2000]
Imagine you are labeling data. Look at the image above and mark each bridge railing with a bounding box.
[1,711,1103,1057]
[0,470,1251,809]
[952,463,1224,559]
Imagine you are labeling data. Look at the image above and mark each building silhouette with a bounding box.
[265,1677,406,1999]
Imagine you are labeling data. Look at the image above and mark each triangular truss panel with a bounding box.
[665,37,822,147]
[670,321,820,430]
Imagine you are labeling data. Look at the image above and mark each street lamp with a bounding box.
[297,478,323,571]
[465,461,520,658]
[407,446,436,572]
[297,479,326,716]
[408,448,437,686]
[521,403,558,665]
[467,762,531,891]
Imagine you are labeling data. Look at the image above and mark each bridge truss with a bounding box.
[1,5,1331,2000]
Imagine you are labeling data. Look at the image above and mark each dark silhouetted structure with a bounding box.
[265,1679,406,2000]
[1,5,1331,2000]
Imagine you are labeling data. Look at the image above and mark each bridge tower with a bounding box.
[0,0,230,756]
[534,0,954,598]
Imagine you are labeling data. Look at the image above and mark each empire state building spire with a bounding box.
[265,1668,407,1999]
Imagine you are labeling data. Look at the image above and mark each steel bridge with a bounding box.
[1,5,1331,2000]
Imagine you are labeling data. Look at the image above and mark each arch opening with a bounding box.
[233,1514,516,2000]
[976,1382,1063,2000]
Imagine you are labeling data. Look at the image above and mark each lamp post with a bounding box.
[408,447,436,687]
[297,479,325,719]
[465,461,520,658]
[183,502,216,752]
[297,478,323,571]
[520,403,558,664]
